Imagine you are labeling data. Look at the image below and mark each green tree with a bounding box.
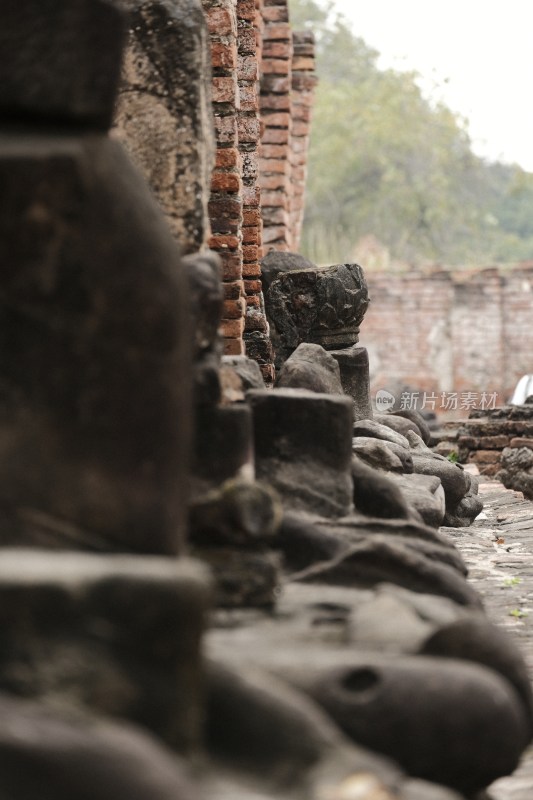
[289,0,533,267]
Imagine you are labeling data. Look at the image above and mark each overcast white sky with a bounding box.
[328,0,533,171]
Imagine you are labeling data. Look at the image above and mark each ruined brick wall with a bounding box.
[362,266,533,408]
[202,0,316,378]
[258,10,316,252]
[116,0,316,378]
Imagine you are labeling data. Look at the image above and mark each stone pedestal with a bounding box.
[0,550,211,753]
[248,388,354,517]
[329,345,373,421]
[192,405,254,497]
[264,262,369,367]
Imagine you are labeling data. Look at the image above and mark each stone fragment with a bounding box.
[374,413,423,441]
[351,457,413,521]
[0,135,191,554]
[284,655,529,792]
[189,479,282,549]
[260,249,316,293]
[387,473,446,528]
[115,0,215,250]
[206,659,402,792]
[347,584,469,655]
[410,453,470,510]
[0,0,125,128]
[192,405,254,497]
[265,263,369,365]
[279,511,462,575]
[248,389,354,517]
[275,343,344,395]
[0,694,198,800]
[290,536,480,607]
[184,252,223,358]
[391,409,431,444]
[349,591,434,654]
[352,420,410,449]
[0,550,210,752]
[221,355,265,390]
[420,616,533,734]
[196,548,281,609]
[444,488,484,527]
[498,446,533,500]
[184,252,223,407]
[329,346,373,421]
[352,438,412,473]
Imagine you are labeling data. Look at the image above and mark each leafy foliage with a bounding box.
[289,0,533,267]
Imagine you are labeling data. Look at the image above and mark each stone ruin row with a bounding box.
[0,2,532,800]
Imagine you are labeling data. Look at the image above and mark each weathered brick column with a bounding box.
[203,0,246,356]
[259,0,292,251]
[290,30,316,252]
[238,0,274,381]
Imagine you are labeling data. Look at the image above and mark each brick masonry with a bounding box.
[202,0,316,379]
[362,266,533,406]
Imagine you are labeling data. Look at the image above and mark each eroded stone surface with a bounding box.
[0,693,198,800]
[275,343,344,396]
[265,263,369,366]
[115,0,215,250]
[0,550,210,752]
[248,388,354,518]
[0,0,125,128]
[0,135,191,554]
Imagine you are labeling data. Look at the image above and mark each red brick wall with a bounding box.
[202,0,316,378]
[363,266,533,410]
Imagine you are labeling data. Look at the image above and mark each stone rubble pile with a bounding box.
[454,406,533,499]
[0,3,530,800]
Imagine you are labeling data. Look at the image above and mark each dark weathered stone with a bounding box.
[0,135,191,554]
[195,548,281,608]
[498,446,533,500]
[0,0,126,129]
[420,616,533,735]
[352,437,413,473]
[192,405,254,497]
[115,0,215,250]
[183,252,223,407]
[0,550,210,752]
[330,345,373,421]
[189,479,282,549]
[183,252,223,359]
[392,409,431,445]
[353,419,410,449]
[205,659,403,793]
[388,473,446,528]
[248,389,354,517]
[284,655,529,792]
[411,453,470,511]
[375,412,424,441]
[444,488,484,527]
[275,343,344,395]
[290,536,480,607]
[265,263,369,365]
[260,249,316,293]
[0,694,198,800]
[278,511,460,574]
[221,355,265,391]
[351,457,413,520]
